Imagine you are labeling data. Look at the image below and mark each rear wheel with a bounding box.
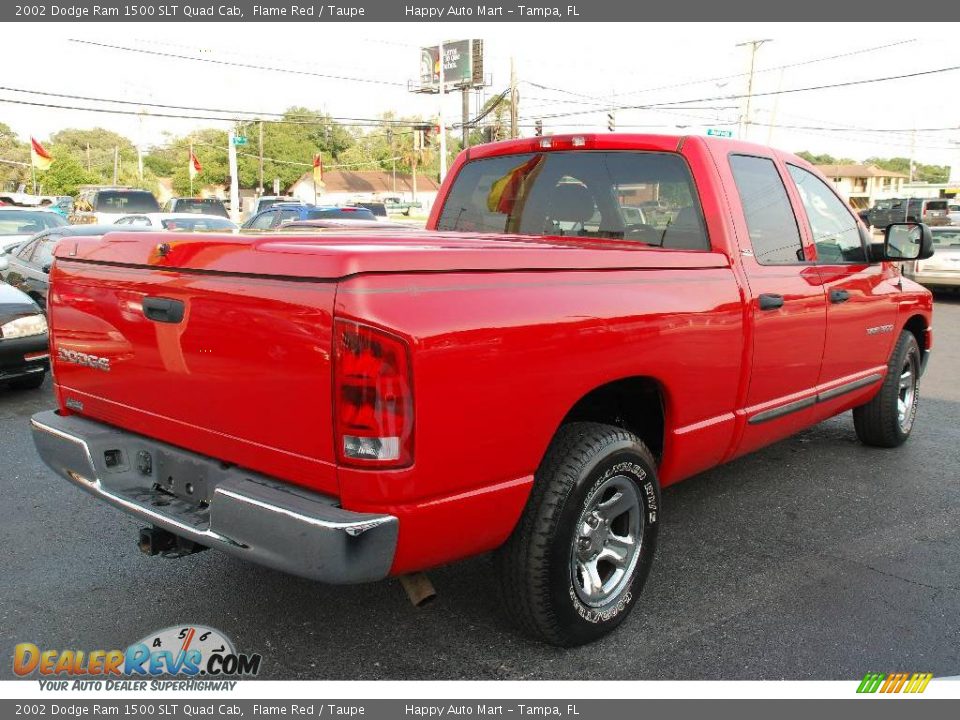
[853,331,920,447]
[495,422,660,646]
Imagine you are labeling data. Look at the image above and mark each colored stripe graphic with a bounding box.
[857,672,932,693]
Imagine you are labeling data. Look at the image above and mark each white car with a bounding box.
[113,213,238,232]
[903,226,960,290]
[0,208,68,256]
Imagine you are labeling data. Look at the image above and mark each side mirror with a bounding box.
[0,257,8,273]
[42,264,52,274]
[883,222,934,261]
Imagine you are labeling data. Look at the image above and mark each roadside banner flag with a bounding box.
[313,153,324,188]
[30,137,53,171]
[189,149,202,180]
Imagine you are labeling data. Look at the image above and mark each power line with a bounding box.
[0,95,423,132]
[0,85,418,127]
[523,39,918,104]
[519,61,960,122]
[69,39,408,87]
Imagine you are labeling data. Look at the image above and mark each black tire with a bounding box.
[494,422,660,646]
[853,331,920,448]
[7,372,45,390]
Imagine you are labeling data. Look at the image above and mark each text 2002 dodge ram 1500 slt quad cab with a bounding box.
[32,134,934,646]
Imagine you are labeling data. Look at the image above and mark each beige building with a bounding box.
[816,164,908,209]
[288,169,441,212]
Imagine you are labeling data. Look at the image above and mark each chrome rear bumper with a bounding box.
[31,410,397,584]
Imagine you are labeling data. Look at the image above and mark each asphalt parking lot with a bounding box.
[2,294,958,681]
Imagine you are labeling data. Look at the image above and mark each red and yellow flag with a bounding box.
[313,153,324,188]
[30,137,52,171]
[486,155,544,215]
[189,150,202,180]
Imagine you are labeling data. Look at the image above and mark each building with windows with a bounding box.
[815,164,908,209]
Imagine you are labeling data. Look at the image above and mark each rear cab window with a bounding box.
[304,208,377,221]
[174,199,229,217]
[95,191,160,214]
[436,151,710,250]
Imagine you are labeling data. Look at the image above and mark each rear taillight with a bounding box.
[334,319,414,467]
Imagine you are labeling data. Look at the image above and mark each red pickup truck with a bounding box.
[32,134,934,646]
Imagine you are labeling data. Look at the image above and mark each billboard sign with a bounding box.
[419,39,483,91]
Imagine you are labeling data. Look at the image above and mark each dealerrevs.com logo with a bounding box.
[13,625,261,691]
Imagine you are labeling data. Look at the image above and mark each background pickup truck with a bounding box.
[32,134,934,647]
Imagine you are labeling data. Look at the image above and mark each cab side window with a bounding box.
[16,238,41,262]
[249,211,276,230]
[787,165,866,264]
[729,155,805,264]
[35,235,61,270]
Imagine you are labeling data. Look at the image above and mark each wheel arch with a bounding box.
[557,376,666,464]
[902,313,928,353]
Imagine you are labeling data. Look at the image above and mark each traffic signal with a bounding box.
[422,125,433,147]
[535,119,543,137]
[607,112,615,132]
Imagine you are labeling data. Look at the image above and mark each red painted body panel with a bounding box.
[46,133,934,577]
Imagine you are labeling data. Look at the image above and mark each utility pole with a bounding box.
[510,57,519,139]
[86,143,90,172]
[438,41,447,182]
[258,121,264,195]
[736,39,771,141]
[112,146,119,185]
[412,128,420,204]
[462,86,470,149]
[228,129,239,223]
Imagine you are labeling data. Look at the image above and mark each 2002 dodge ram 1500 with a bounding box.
[32,134,935,646]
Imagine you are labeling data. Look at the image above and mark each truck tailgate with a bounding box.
[48,235,338,496]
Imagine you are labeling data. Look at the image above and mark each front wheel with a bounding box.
[853,331,921,447]
[494,422,660,646]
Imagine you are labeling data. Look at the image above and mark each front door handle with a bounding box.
[142,297,185,324]
[758,293,785,311]
[829,289,851,304]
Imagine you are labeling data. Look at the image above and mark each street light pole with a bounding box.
[736,39,771,141]
[438,41,447,183]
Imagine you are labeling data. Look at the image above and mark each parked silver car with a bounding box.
[903,226,960,290]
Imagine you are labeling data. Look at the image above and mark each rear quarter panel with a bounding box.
[336,265,744,572]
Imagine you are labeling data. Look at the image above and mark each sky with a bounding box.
[3,22,960,174]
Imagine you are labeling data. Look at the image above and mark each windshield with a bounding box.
[304,208,377,221]
[161,217,236,232]
[932,229,960,247]
[174,199,228,217]
[0,209,68,235]
[925,200,948,211]
[435,150,709,249]
[94,191,160,214]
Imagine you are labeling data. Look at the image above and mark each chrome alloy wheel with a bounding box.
[897,354,918,433]
[570,475,643,607]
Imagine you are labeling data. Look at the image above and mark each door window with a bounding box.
[249,211,277,230]
[277,209,301,226]
[16,238,41,261]
[34,236,60,269]
[729,155,805,264]
[787,165,866,264]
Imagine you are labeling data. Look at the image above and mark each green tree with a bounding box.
[0,122,29,190]
[38,154,92,196]
[49,127,139,185]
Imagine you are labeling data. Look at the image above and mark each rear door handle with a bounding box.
[758,293,785,311]
[829,289,851,304]
[142,297,185,324]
